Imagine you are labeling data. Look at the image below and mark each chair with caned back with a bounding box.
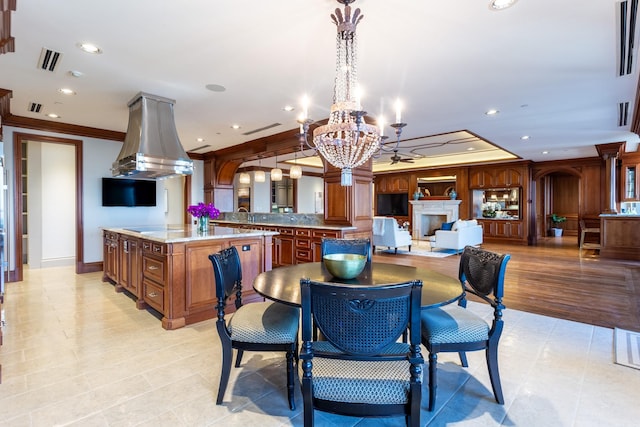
[209,246,300,410]
[299,278,424,427]
[421,245,511,411]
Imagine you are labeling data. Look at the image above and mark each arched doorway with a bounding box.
[533,168,582,242]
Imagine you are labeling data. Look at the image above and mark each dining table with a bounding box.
[252,261,463,309]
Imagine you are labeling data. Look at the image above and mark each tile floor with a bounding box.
[1,266,639,426]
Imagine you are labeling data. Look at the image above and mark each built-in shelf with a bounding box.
[472,188,521,220]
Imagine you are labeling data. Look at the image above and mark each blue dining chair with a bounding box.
[421,245,511,411]
[320,237,372,262]
[209,246,300,409]
[299,278,424,427]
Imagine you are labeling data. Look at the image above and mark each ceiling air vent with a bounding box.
[619,101,630,126]
[28,102,43,113]
[37,47,63,72]
[242,123,282,136]
[618,0,639,76]
[189,144,211,152]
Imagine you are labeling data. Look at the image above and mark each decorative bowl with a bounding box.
[323,253,367,279]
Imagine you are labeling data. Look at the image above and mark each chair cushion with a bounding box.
[441,221,455,231]
[421,305,489,345]
[229,301,299,344]
[305,357,413,404]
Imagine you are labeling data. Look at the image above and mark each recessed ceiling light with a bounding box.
[283,105,294,112]
[47,113,60,118]
[485,109,499,115]
[231,124,240,130]
[58,88,76,95]
[489,0,517,11]
[69,70,83,78]
[467,147,475,151]
[77,42,102,54]
[521,135,530,140]
[196,137,205,142]
[206,84,226,92]
[542,150,549,154]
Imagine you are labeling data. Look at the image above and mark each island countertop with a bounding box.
[103,224,277,244]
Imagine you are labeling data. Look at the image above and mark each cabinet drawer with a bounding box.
[295,248,313,262]
[143,280,164,312]
[142,255,166,285]
[105,231,119,241]
[142,241,165,254]
[312,230,340,239]
[278,227,294,236]
[295,228,311,237]
[295,238,311,249]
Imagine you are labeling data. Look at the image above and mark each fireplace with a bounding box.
[409,200,462,240]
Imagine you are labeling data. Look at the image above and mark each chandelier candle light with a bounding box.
[298,0,406,186]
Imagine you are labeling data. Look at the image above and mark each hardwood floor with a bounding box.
[372,236,640,331]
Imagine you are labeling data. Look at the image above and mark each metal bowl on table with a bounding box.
[322,253,367,280]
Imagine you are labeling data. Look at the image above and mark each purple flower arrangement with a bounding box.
[187,202,220,219]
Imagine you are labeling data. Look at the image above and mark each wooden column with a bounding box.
[596,143,624,214]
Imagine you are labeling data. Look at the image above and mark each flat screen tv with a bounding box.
[376,193,408,216]
[102,178,156,207]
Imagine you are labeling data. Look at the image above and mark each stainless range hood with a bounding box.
[112,92,194,179]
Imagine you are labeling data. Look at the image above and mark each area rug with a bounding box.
[377,247,457,258]
[614,328,640,370]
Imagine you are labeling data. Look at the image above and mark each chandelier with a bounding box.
[298,0,406,186]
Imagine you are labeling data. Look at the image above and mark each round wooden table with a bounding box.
[253,262,463,309]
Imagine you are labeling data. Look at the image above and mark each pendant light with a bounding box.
[271,153,282,182]
[290,150,302,179]
[239,172,251,185]
[255,156,266,182]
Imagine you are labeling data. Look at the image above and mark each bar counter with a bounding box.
[599,214,640,261]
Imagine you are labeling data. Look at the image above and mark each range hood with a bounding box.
[112,92,194,179]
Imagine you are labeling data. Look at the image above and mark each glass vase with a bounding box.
[197,216,209,233]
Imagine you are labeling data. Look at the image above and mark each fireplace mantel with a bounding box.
[410,200,462,240]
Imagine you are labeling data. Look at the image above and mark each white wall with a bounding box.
[3,125,199,267]
[297,175,324,213]
[27,141,76,268]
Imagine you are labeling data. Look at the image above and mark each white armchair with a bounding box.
[372,216,412,254]
[429,219,483,254]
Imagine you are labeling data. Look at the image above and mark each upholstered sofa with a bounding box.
[372,216,412,254]
[429,219,483,254]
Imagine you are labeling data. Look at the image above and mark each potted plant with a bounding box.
[550,214,566,237]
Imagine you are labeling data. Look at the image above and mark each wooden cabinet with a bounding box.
[140,241,167,314]
[103,231,119,283]
[470,170,494,188]
[294,228,313,263]
[477,219,524,241]
[274,227,295,267]
[118,237,140,297]
[229,237,264,304]
[470,166,523,188]
[311,229,341,261]
[376,175,409,193]
[103,229,272,329]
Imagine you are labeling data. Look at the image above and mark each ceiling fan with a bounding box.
[389,150,415,165]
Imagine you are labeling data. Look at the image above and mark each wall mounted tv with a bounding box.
[102,178,156,207]
[376,193,409,216]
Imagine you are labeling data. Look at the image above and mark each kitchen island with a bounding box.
[103,225,276,330]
